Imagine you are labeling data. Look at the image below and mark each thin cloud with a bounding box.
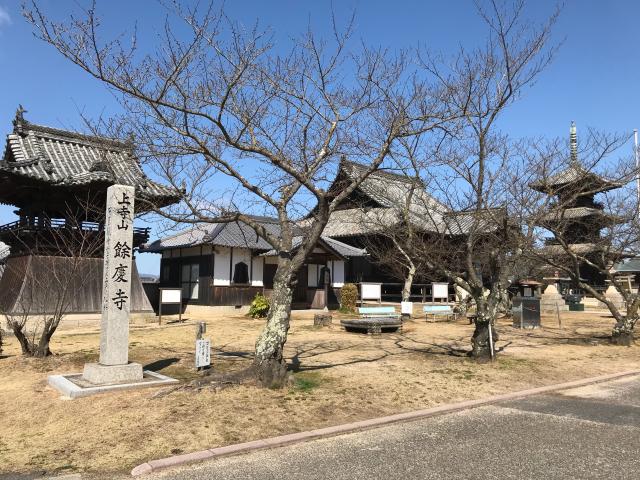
[0,6,11,29]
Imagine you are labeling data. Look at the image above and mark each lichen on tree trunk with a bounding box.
[612,317,635,346]
[253,265,295,388]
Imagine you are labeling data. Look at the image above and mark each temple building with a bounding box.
[141,215,367,310]
[530,122,623,288]
[0,108,179,314]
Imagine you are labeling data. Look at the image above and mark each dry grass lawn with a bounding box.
[0,308,639,478]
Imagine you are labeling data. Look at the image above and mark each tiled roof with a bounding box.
[613,258,640,273]
[540,243,602,256]
[1,116,179,207]
[321,236,367,257]
[443,209,507,236]
[140,216,278,252]
[260,235,366,258]
[540,206,609,222]
[530,163,622,193]
[340,160,448,212]
[323,160,448,237]
[142,215,366,258]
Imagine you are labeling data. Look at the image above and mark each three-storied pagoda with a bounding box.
[0,107,179,314]
[531,122,623,287]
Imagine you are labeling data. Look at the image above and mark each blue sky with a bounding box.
[0,0,638,274]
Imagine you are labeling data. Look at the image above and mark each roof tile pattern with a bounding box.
[324,160,448,237]
[1,120,178,206]
[141,216,366,258]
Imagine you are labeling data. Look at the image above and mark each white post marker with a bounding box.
[82,184,143,384]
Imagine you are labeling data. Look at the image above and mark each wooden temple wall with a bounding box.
[0,255,152,314]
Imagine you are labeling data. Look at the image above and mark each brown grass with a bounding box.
[0,309,638,478]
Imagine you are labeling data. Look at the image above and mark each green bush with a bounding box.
[249,293,270,318]
[340,283,358,313]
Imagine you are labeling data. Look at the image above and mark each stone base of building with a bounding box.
[48,370,178,399]
[82,362,144,385]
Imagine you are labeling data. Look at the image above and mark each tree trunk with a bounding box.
[8,322,33,356]
[470,301,498,361]
[401,264,416,303]
[611,317,635,346]
[33,317,56,357]
[253,264,295,388]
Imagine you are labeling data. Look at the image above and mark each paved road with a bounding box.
[152,375,640,480]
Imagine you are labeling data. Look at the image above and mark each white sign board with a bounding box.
[160,288,182,304]
[195,338,211,368]
[361,282,382,302]
[401,301,413,315]
[432,282,449,300]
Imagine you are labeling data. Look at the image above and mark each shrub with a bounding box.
[340,283,358,313]
[249,293,270,318]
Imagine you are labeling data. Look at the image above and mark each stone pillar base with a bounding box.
[82,362,144,385]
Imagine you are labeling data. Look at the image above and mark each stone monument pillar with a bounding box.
[82,185,143,385]
[540,283,568,314]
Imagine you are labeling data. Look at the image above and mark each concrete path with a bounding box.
[149,374,640,480]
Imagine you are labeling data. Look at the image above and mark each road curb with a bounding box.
[131,369,640,476]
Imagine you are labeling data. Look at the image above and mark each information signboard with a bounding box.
[195,338,211,369]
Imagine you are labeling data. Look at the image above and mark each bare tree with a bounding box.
[527,129,639,345]
[404,0,561,360]
[25,1,456,385]
[1,208,104,357]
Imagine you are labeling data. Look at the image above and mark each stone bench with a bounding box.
[340,317,402,335]
[423,304,457,322]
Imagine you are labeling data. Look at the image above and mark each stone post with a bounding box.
[83,185,143,385]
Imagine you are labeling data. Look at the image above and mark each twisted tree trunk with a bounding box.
[470,298,498,361]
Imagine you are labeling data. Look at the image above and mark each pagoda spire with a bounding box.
[570,121,578,164]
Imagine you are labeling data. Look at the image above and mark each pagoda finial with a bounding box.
[13,105,28,136]
[570,120,578,164]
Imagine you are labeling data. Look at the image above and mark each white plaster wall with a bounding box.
[213,246,231,286]
[251,256,264,286]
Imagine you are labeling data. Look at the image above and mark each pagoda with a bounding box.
[530,122,623,287]
[0,107,180,314]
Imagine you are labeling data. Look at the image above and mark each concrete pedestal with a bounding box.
[540,284,568,314]
[82,362,144,385]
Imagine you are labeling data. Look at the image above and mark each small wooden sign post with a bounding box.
[159,288,182,325]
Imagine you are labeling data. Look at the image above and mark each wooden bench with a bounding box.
[358,306,401,320]
[423,304,457,322]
